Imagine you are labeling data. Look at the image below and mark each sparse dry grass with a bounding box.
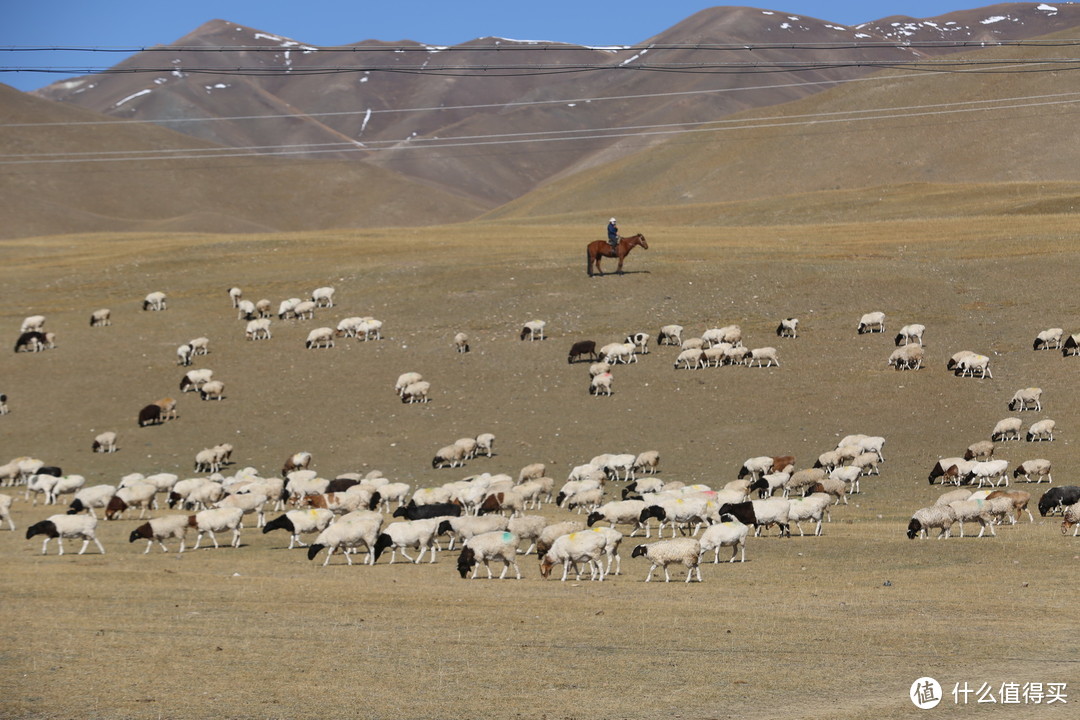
[1,216,1078,719]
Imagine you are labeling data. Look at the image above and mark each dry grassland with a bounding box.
[1,216,1078,719]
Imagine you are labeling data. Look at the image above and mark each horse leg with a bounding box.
[616,252,625,274]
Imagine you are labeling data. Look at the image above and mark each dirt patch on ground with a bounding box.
[0,218,1078,718]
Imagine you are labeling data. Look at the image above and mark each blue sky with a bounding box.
[2,1,993,92]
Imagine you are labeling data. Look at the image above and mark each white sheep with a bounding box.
[504,515,547,554]
[539,530,608,581]
[1009,387,1042,412]
[278,298,301,319]
[67,484,116,518]
[948,500,997,538]
[262,508,335,549]
[857,311,885,334]
[191,507,244,550]
[180,368,214,393]
[674,349,705,370]
[311,286,335,308]
[457,531,522,579]
[657,324,683,346]
[588,361,613,377]
[245,318,272,340]
[698,515,749,562]
[1013,459,1052,484]
[142,291,167,311]
[236,299,256,320]
[476,433,496,457]
[90,309,111,327]
[955,353,992,379]
[454,332,470,353]
[188,337,209,355]
[991,418,1023,442]
[907,505,957,539]
[355,317,383,341]
[1033,328,1063,350]
[216,491,270,528]
[633,451,660,476]
[746,347,779,368]
[0,493,13,530]
[589,372,613,397]
[92,431,118,453]
[519,320,546,341]
[776,317,799,338]
[587,499,649,536]
[786,493,832,536]
[307,514,383,566]
[703,325,742,347]
[888,344,924,370]
[292,300,316,320]
[894,324,926,347]
[395,372,423,397]
[176,344,193,366]
[631,538,702,582]
[681,337,705,350]
[129,515,192,553]
[600,342,636,364]
[199,380,226,401]
[26,514,106,555]
[105,482,157,520]
[372,518,443,564]
[20,315,45,333]
[305,327,335,349]
[1026,419,1056,442]
[401,381,431,404]
[439,515,509,551]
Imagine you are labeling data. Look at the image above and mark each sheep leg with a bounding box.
[400,547,416,563]
[663,565,672,583]
[144,540,154,554]
[193,533,204,551]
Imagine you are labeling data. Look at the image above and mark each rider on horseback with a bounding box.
[607,218,619,251]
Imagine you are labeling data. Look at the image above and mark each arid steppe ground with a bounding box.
[1,217,1078,719]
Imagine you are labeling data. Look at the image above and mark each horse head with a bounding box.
[630,234,648,250]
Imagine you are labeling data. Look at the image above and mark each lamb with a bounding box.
[278,298,301,319]
[568,340,598,364]
[786,493,832,536]
[1062,503,1080,536]
[0,493,13,530]
[907,505,957,539]
[986,490,1034,524]
[67,485,116,518]
[154,397,178,421]
[674,349,706,370]
[176,344,193,366]
[539,530,608,581]
[92,431,118,453]
[282,451,312,477]
[698,514,749,563]
[20,315,45,333]
[26,514,106,555]
[589,372,614,396]
[657,325,684,346]
[188,337,209,355]
[255,299,272,318]
[1008,387,1043,412]
[746,347,780,368]
[236,300,257,320]
[168,477,216,509]
[245,318,272,340]
[142,291,167,311]
[372,518,443,564]
[198,380,226,401]
[401,381,431,404]
[633,451,660,476]
[991,418,1023,442]
[601,342,636,365]
[894,324,926,347]
[191,507,244,550]
[89,309,111,327]
[179,368,214,393]
[475,433,496,457]
[305,327,335,349]
[955,353,992,379]
[776,318,799,338]
[454,332,470,353]
[456,531,522,579]
[104,482,158,519]
[520,320,546,341]
[964,440,995,461]
[1013,459,1052,484]
[1026,419,1056,442]
[291,300,316,320]
[432,444,466,469]
[857,311,886,334]
[311,286,335,308]
[631,538,702,582]
[262,508,335,549]
[887,344,924,370]
[307,515,384,566]
[437,515,509,551]
[1033,328,1063,350]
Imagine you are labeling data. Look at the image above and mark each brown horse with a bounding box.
[587,233,648,277]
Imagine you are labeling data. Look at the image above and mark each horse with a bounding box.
[587,233,648,277]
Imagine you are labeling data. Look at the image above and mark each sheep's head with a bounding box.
[906,518,922,539]
[630,545,649,559]
[457,548,476,578]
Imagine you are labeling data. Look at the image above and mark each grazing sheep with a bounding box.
[128,515,192,553]
[215,491,270,528]
[600,342,636,365]
[189,337,209,355]
[964,440,995,461]
[786,494,832,536]
[776,318,799,338]
[179,368,214,393]
[718,500,791,538]
[857,312,885,334]
[142,291,167,311]
[92,431,118,453]
[1009,387,1043,412]
[657,325,684,346]
[633,451,660,476]
[191,507,244,550]
[807,477,847,506]
[372,518,443,564]
[304,327,335,349]
[432,444,467,469]
[587,499,649,536]
[747,347,779,368]
[437,515,510,551]
[262,508,335,549]
[395,372,423,397]
[539,530,607,581]
[454,332,470,353]
[698,515,749,562]
[625,332,650,355]
[1026,419,1056,442]
[568,340,598,364]
[894,324,926,347]
[89,309,111,327]
[1039,487,1080,516]
[1063,334,1080,357]
[991,418,1023,442]
[588,361,613,378]
[198,380,225,401]
[704,325,742,347]
[311,286,335,308]
[255,299,272,318]
[589,372,614,397]
[228,287,243,307]
[986,490,1034,524]
[14,331,50,353]
[738,456,775,481]
[67,485,116,518]
[783,468,827,498]
[723,345,751,365]
[887,343,924,370]
[401,381,431,404]
[965,460,1010,488]
[20,315,45,332]
[1013,459,1052,484]
[0,493,14,530]
[0,392,7,415]
[457,531,522,579]
[674,349,705,370]
[935,488,973,507]
[137,404,164,427]
[907,505,957,539]
[1060,503,1080,536]
[954,353,992,379]
[236,300,257,320]
[948,500,997,537]
[307,514,384,566]
[291,300,316,320]
[154,397,177,421]
[520,320,546,341]
[278,298,301,319]
[631,538,702,582]
[245,318,272,340]
[176,344,193,366]
[681,337,705,351]
[750,470,793,499]
[26,514,106,555]
[1033,328,1063,350]
[282,452,312,477]
[476,433,496,458]
[104,482,158,520]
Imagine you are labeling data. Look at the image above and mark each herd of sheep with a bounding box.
[3,289,1079,584]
